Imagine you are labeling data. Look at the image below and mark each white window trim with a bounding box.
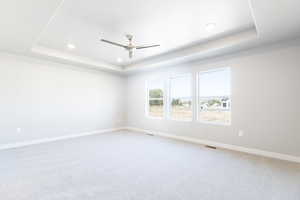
[144,67,231,126]
[145,79,165,119]
[168,73,193,122]
[196,119,232,126]
[197,67,232,126]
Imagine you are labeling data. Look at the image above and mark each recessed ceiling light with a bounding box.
[205,23,216,32]
[67,44,76,49]
[117,58,123,63]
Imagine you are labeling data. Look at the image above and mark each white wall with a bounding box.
[126,40,300,157]
[1,40,299,158]
[0,53,126,145]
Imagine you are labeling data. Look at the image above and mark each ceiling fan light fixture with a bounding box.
[117,58,123,63]
[100,34,160,59]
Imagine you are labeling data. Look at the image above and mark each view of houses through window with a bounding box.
[170,75,192,120]
[198,68,231,124]
[146,68,231,125]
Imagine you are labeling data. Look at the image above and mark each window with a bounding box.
[198,68,231,124]
[169,75,192,121]
[147,80,164,118]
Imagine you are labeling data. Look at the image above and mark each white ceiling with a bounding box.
[36,0,254,66]
[1,0,300,73]
[0,0,62,53]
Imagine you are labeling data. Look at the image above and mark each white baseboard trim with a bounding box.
[0,127,126,151]
[125,127,300,164]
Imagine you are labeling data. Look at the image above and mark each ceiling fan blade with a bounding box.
[136,44,160,49]
[100,39,127,48]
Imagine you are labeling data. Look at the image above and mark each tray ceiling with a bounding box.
[35,0,255,66]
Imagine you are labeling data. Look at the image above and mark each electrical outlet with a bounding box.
[238,130,244,137]
[17,128,21,133]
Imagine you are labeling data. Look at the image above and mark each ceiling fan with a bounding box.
[100,34,160,59]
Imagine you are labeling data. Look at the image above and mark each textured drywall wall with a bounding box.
[126,41,300,157]
[0,53,126,145]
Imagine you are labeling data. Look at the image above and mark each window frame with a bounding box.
[196,67,231,126]
[145,79,166,119]
[168,73,193,122]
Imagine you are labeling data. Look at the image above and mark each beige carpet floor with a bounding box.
[0,131,299,200]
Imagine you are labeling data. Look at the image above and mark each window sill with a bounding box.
[197,120,231,126]
[169,118,193,122]
[146,116,164,120]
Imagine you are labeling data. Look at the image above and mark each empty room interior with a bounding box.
[1,0,300,199]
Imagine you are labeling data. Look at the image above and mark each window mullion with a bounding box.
[165,78,170,120]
